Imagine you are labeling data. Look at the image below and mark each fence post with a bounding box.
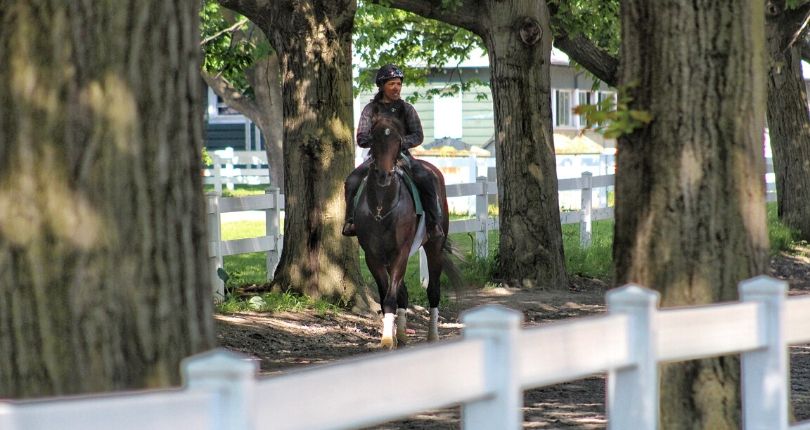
[739,275,788,430]
[606,285,659,430]
[207,194,225,300]
[212,155,223,195]
[265,187,281,280]
[580,171,593,248]
[475,176,489,259]
[183,349,257,430]
[461,305,523,430]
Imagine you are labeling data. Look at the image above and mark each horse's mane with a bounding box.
[370,115,405,142]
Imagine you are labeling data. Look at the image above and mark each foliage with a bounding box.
[354,0,488,102]
[573,83,653,138]
[768,202,800,254]
[200,0,269,95]
[202,148,213,167]
[203,184,271,197]
[548,0,620,55]
[562,220,614,279]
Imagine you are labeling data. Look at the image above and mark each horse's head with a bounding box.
[369,116,405,187]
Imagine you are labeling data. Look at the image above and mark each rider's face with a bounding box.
[381,79,402,103]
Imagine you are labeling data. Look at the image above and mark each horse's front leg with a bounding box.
[388,250,412,347]
[366,255,397,349]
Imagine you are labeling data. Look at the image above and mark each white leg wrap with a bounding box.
[382,313,396,340]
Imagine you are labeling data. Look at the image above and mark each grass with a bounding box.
[216,202,800,312]
[204,184,273,198]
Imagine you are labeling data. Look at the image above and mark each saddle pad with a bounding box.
[408,214,426,258]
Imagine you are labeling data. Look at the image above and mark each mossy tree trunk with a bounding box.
[615,0,769,427]
[376,0,567,289]
[0,1,214,398]
[218,0,372,308]
[765,1,810,240]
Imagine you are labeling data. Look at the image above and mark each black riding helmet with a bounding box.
[375,64,405,87]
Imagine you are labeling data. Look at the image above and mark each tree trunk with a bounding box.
[378,0,568,289]
[0,1,214,398]
[766,17,810,240]
[615,1,768,428]
[219,0,372,308]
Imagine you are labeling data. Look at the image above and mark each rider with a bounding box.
[342,64,445,240]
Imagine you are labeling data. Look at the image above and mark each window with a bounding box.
[555,90,573,128]
[576,91,593,128]
[206,88,246,123]
[433,89,463,139]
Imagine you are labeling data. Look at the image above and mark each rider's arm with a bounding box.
[356,104,374,148]
[401,104,424,149]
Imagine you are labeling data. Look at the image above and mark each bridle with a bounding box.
[369,125,405,221]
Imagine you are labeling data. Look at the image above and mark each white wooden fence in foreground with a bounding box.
[2,275,809,429]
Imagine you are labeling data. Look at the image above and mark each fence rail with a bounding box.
[3,276,808,429]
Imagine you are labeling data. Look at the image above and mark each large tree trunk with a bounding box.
[766,4,810,240]
[219,0,371,308]
[377,0,568,289]
[615,0,769,428]
[0,1,214,398]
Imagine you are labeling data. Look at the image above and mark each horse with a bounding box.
[354,115,462,349]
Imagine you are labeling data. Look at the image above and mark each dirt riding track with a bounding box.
[217,250,810,429]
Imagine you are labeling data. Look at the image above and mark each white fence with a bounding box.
[207,164,779,295]
[206,171,614,296]
[2,275,809,429]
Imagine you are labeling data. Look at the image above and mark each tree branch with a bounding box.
[553,30,619,87]
[367,0,484,35]
[201,70,261,121]
[776,0,810,50]
[201,17,249,46]
[216,0,274,30]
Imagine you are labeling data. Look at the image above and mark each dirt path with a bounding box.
[217,250,810,428]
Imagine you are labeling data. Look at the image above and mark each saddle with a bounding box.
[352,154,423,218]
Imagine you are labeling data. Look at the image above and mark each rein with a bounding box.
[371,167,403,222]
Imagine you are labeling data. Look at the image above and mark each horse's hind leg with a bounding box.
[396,285,409,346]
[424,243,444,342]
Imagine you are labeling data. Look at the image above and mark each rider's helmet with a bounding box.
[375,64,405,87]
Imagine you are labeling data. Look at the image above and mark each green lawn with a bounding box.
[218,202,798,309]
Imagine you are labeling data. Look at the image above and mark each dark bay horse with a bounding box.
[354,116,462,348]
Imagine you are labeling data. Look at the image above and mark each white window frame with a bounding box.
[574,90,593,129]
[554,89,574,129]
[206,87,248,124]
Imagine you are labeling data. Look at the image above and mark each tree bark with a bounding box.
[218,0,372,308]
[615,1,769,428]
[0,1,214,398]
[378,0,568,289]
[766,1,810,240]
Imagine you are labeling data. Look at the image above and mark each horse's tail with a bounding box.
[441,239,465,295]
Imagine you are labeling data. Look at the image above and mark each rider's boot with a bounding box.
[342,185,357,237]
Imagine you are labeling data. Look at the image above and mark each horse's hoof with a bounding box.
[380,336,396,349]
